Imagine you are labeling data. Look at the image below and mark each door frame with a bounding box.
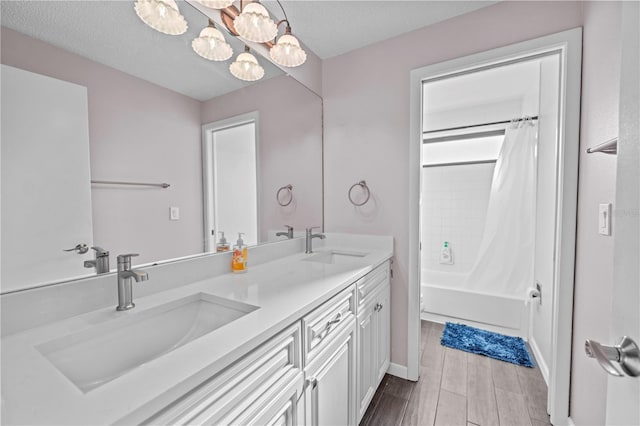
[408,28,582,425]
[202,111,260,252]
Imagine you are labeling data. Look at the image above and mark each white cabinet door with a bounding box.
[305,325,356,426]
[356,263,392,422]
[357,302,376,421]
[375,284,391,384]
[142,324,302,426]
[233,371,304,426]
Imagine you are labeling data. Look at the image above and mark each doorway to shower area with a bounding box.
[418,55,561,386]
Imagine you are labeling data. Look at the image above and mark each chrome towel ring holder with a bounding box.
[277,184,294,206]
[348,180,371,206]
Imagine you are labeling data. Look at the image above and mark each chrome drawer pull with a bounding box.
[306,376,318,389]
[325,312,342,332]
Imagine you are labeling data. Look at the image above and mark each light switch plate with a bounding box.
[170,206,180,221]
[598,203,611,236]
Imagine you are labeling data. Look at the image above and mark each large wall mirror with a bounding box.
[0,1,323,293]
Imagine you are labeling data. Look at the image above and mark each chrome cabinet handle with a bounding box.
[63,243,89,254]
[306,376,318,389]
[585,336,640,377]
[325,312,342,332]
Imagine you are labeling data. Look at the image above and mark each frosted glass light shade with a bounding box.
[134,0,187,35]
[192,26,233,61]
[270,33,307,67]
[196,0,234,9]
[230,51,265,81]
[233,2,277,43]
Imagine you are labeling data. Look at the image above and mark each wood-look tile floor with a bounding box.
[361,321,552,426]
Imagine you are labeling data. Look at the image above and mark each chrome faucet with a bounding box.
[116,253,148,311]
[276,225,294,239]
[84,246,110,274]
[305,227,325,254]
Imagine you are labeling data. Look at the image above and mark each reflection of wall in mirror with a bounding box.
[1,27,205,267]
[201,75,323,242]
[1,25,323,275]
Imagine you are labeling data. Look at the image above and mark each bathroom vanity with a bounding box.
[0,234,392,425]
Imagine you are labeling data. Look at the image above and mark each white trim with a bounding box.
[408,28,582,426]
[529,335,550,386]
[567,417,576,426]
[386,362,408,380]
[202,112,261,251]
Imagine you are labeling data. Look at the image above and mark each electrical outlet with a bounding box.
[170,206,180,221]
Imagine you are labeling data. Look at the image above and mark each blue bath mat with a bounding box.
[440,322,534,367]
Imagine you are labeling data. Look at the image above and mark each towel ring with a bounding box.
[277,184,294,207]
[348,180,370,206]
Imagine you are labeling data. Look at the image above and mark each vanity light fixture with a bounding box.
[233,1,277,43]
[192,20,233,61]
[134,0,188,35]
[230,46,265,81]
[270,22,307,67]
[195,0,234,9]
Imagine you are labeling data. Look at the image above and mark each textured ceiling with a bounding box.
[263,0,498,59]
[0,1,284,101]
[1,1,498,101]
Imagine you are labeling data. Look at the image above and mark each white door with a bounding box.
[202,114,258,251]
[604,2,639,423]
[1,65,94,292]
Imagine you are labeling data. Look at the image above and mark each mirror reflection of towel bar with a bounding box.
[91,180,170,189]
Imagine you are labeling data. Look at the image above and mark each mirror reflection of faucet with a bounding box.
[84,246,110,274]
[276,225,294,239]
[116,253,148,311]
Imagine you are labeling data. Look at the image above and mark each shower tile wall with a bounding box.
[421,163,494,273]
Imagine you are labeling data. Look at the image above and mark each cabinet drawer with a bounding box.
[356,262,389,306]
[303,285,355,364]
[143,323,302,426]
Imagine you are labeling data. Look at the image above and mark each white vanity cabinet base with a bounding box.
[304,316,357,426]
[303,285,357,426]
[356,261,391,422]
[142,323,302,425]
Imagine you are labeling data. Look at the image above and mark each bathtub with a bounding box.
[420,269,529,337]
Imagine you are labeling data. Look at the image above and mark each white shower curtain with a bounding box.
[464,121,537,299]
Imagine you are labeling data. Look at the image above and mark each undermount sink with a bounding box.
[303,250,368,265]
[37,293,258,392]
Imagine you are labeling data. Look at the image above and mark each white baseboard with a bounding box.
[387,362,408,380]
[529,336,550,385]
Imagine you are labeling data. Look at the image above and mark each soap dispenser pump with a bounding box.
[232,232,248,273]
[439,241,453,265]
[216,232,230,253]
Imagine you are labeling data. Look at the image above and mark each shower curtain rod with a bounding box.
[423,116,539,135]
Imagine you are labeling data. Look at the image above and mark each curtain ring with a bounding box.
[277,184,293,207]
[348,180,370,206]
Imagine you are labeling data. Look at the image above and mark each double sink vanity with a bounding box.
[0,233,393,425]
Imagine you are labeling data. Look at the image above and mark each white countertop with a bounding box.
[1,235,392,425]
